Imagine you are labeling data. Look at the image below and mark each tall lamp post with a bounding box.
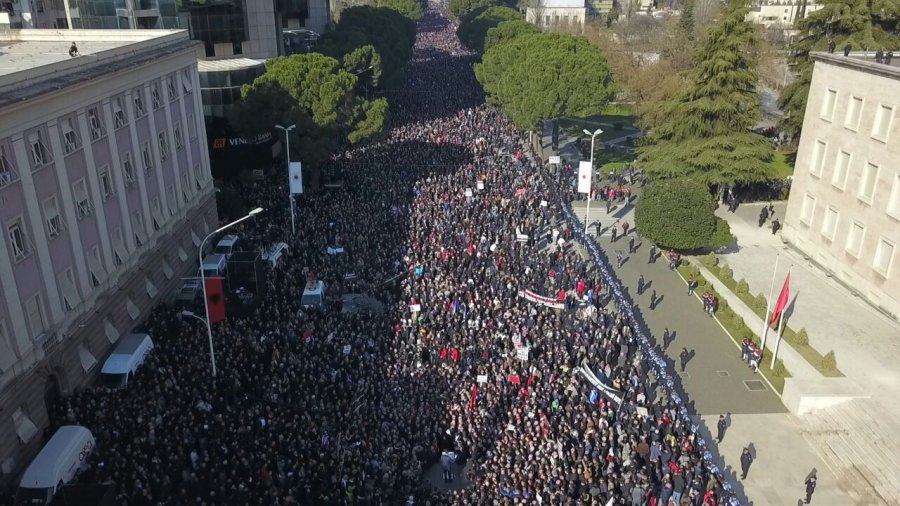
[197,207,263,377]
[582,128,603,234]
[353,65,375,101]
[275,124,296,235]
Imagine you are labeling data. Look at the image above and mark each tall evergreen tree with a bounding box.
[637,0,775,185]
[778,0,900,143]
[678,0,695,39]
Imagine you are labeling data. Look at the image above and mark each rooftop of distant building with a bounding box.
[0,29,200,109]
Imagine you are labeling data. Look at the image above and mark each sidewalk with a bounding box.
[537,122,856,506]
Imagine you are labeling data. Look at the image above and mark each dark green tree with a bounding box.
[484,19,539,52]
[634,178,726,250]
[449,0,501,18]
[458,6,522,52]
[637,0,775,185]
[376,0,424,21]
[678,0,695,38]
[475,32,617,130]
[778,0,900,143]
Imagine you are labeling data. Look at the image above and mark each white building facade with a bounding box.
[0,29,217,481]
[526,0,586,32]
[782,52,899,320]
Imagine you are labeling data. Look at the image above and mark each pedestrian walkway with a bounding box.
[539,121,857,506]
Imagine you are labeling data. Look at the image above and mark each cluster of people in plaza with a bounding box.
[1,3,745,506]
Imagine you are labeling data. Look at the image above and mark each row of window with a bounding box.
[799,194,896,277]
[5,160,206,264]
[3,219,209,345]
[820,89,894,142]
[807,141,899,217]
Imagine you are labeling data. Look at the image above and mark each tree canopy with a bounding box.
[635,178,725,250]
[484,19,539,53]
[475,32,616,130]
[637,0,776,185]
[778,0,900,142]
[376,0,424,21]
[231,54,388,187]
[457,6,522,53]
[449,0,505,18]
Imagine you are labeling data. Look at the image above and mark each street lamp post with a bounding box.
[275,124,296,235]
[353,65,375,101]
[582,128,603,234]
[197,207,263,377]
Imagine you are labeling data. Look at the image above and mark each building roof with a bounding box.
[0,29,200,109]
[812,51,900,80]
[198,58,265,73]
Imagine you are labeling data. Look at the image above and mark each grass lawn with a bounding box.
[694,255,843,378]
[675,263,789,394]
[769,150,795,179]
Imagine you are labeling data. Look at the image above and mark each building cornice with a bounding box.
[812,52,900,81]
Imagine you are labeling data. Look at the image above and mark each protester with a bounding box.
[7,3,738,506]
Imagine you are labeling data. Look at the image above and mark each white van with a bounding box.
[16,425,95,505]
[261,242,288,268]
[99,333,154,389]
[213,235,240,258]
[301,280,326,309]
[200,253,228,279]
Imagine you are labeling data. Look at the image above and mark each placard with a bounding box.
[410,304,421,312]
[465,188,473,197]
[540,200,548,207]
[549,155,561,165]
[342,345,351,355]
[477,374,488,384]
[476,181,484,190]
[516,347,530,361]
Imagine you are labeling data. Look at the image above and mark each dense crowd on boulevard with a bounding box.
[2,2,739,505]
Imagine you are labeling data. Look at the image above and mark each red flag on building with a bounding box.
[469,385,478,410]
[205,277,226,323]
[769,272,791,328]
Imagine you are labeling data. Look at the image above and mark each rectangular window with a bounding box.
[889,174,900,219]
[181,69,193,94]
[141,142,152,173]
[132,211,146,247]
[134,91,146,118]
[24,294,44,337]
[177,246,188,262]
[174,123,184,151]
[59,267,80,311]
[88,107,104,141]
[0,145,17,188]
[821,207,838,240]
[872,104,893,141]
[99,165,113,200]
[194,164,203,191]
[126,297,140,320]
[72,179,92,218]
[112,227,126,266]
[845,221,865,257]
[800,194,816,225]
[844,95,863,131]
[42,196,62,238]
[29,131,51,167]
[158,131,169,161]
[809,139,826,176]
[167,184,177,215]
[62,118,80,154]
[151,196,163,231]
[88,246,105,286]
[167,76,178,101]
[146,277,158,298]
[832,150,850,190]
[859,162,879,202]
[7,218,29,260]
[12,408,38,444]
[188,113,197,140]
[182,172,191,203]
[122,151,136,186]
[152,83,162,110]
[113,97,128,129]
[874,238,895,277]
[820,89,837,120]
[162,258,174,279]
[104,318,120,343]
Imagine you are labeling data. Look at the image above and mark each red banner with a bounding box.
[205,277,226,323]
[769,272,790,328]
[469,385,478,410]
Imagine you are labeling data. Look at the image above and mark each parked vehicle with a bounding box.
[15,426,95,505]
[213,235,240,258]
[99,333,154,389]
[261,242,288,267]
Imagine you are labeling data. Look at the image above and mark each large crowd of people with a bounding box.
[3,2,740,505]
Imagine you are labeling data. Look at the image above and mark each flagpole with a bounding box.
[771,265,793,369]
[761,253,780,352]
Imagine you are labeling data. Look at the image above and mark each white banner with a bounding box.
[549,155,561,165]
[477,374,488,384]
[477,181,484,190]
[577,161,592,194]
[289,162,303,194]
[410,304,421,312]
[517,347,530,361]
[518,289,564,310]
[578,360,623,406]
[465,188,473,197]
